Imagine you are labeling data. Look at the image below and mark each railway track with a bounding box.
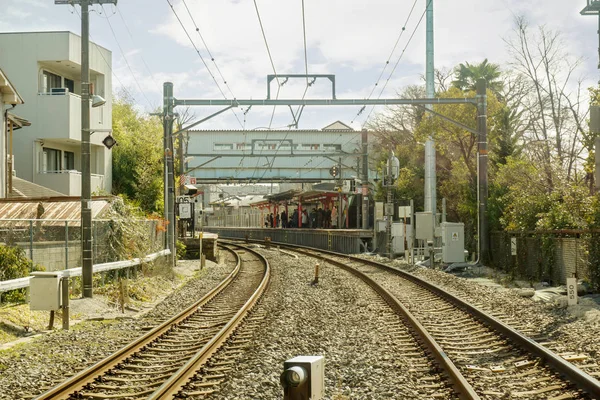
[257,242,600,399]
[34,244,269,400]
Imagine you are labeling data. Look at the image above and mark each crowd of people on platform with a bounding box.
[264,206,341,229]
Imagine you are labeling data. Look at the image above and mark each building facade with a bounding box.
[0,31,112,196]
[0,68,25,198]
[185,121,363,183]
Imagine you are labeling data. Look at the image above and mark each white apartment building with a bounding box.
[0,31,112,196]
[0,68,25,198]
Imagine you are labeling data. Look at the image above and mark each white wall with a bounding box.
[0,32,113,194]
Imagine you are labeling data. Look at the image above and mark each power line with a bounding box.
[181,0,238,101]
[351,0,419,125]
[69,4,137,103]
[101,4,155,110]
[250,0,282,180]
[361,0,429,128]
[165,0,244,128]
[254,0,313,182]
[115,5,160,92]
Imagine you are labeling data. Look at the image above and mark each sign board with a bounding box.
[451,232,459,241]
[398,206,411,219]
[179,203,192,219]
[177,196,191,203]
[375,202,384,221]
[385,203,394,216]
[567,277,578,306]
[511,237,517,256]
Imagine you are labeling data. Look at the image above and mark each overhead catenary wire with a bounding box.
[114,4,160,91]
[250,0,283,180]
[351,0,419,125]
[69,4,137,103]
[166,0,244,129]
[256,0,312,182]
[361,0,430,128]
[101,4,155,110]
[181,0,238,101]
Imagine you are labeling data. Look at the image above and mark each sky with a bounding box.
[2,0,599,131]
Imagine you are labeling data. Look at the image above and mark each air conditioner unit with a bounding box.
[50,88,68,95]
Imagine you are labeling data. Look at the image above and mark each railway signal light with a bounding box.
[281,356,324,400]
[329,165,339,178]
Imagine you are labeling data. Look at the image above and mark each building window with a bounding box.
[64,78,74,93]
[64,151,75,170]
[42,147,61,172]
[323,144,341,151]
[214,143,233,151]
[42,71,62,93]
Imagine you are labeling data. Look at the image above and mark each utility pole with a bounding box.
[338,157,343,229]
[476,79,489,263]
[361,130,369,230]
[163,83,175,265]
[55,0,117,298]
[424,0,436,216]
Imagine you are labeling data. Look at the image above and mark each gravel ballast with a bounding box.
[209,248,454,400]
[0,257,234,400]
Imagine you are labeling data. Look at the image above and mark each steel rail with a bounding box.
[230,237,600,398]
[148,243,271,399]
[34,245,242,400]
[223,240,478,400]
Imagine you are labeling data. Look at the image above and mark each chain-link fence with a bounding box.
[0,219,165,272]
[490,231,591,285]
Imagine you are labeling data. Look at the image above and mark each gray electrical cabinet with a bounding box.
[30,272,61,311]
[441,222,465,263]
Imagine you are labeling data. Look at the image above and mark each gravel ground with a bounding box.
[210,248,455,400]
[0,257,234,400]
[357,255,600,370]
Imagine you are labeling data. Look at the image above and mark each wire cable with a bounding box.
[361,0,429,128]
[350,0,419,125]
[115,5,160,91]
[101,4,155,110]
[166,0,244,128]
[254,0,312,182]
[181,0,238,101]
[69,5,137,103]
[250,0,282,180]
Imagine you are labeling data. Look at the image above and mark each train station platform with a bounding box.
[205,227,372,254]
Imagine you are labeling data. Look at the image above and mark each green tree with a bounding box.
[112,96,164,214]
[451,59,503,94]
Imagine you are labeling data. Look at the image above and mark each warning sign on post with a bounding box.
[451,232,459,241]
[179,203,192,219]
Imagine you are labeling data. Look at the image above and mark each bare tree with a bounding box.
[504,16,587,187]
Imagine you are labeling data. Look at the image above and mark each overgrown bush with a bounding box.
[0,245,44,303]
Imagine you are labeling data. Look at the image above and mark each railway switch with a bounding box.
[281,356,324,400]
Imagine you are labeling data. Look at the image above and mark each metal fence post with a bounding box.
[29,220,33,268]
[65,221,69,270]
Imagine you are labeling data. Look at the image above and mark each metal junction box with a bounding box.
[30,272,61,311]
[441,222,465,263]
[283,356,324,400]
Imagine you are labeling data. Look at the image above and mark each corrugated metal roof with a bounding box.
[0,199,110,226]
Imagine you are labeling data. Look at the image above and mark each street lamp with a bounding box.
[385,151,399,259]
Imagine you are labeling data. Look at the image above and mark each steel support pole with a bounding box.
[476,79,489,264]
[361,130,369,230]
[424,0,436,215]
[386,152,395,259]
[163,82,175,264]
[80,0,93,298]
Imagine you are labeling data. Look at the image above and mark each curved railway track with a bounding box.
[244,241,600,399]
[34,244,269,400]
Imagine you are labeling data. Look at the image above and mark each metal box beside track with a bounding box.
[30,271,61,311]
[441,222,465,263]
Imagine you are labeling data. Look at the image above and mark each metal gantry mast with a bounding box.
[162,74,487,256]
